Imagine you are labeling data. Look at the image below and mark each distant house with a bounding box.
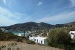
[29,36,47,44]
[25,32,31,38]
[0,28,5,32]
[0,28,9,33]
[69,31,75,39]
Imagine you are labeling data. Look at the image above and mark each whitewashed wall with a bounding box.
[69,31,75,39]
[29,36,47,44]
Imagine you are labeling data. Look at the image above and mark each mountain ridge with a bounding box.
[0,21,75,31]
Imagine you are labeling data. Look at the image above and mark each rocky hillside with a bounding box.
[0,21,75,31]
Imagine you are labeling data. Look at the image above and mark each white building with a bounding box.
[0,28,9,33]
[29,36,47,44]
[0,28,5,32]
[69,31,75,39]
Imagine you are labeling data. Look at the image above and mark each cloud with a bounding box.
[37,11,75,24]
[70,0,75,7]
[2,0,12,7]
[0,7,30,26]
[2,0,7,4]
[37,2,42,5]
[0,7,18,26]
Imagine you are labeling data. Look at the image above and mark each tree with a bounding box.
[47,28,71,48]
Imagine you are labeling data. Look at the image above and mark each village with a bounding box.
[0,28,75,45]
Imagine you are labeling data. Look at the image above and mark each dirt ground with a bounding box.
[0,41,16,46]
[0,41,62,50]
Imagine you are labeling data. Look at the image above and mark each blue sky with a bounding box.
[0,0,75,26]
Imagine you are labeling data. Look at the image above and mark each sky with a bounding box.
[0,0,75,26]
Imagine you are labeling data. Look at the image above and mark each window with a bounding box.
[34,39,36,41]
[41,41,42,44]
[37,39,38,42]
[44,39,46,44]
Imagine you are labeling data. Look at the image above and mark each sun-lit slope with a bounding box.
[0,29,27,41]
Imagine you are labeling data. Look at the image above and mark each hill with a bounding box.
[0,21,75,31]
[0,29,28,42]
[0,22,53,31]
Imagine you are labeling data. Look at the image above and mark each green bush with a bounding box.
[7,47,11,50]
[47,28,72,49]
[0,30,27,41]
[17,38,23,42]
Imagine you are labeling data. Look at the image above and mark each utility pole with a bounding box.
[24,30,25,37]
